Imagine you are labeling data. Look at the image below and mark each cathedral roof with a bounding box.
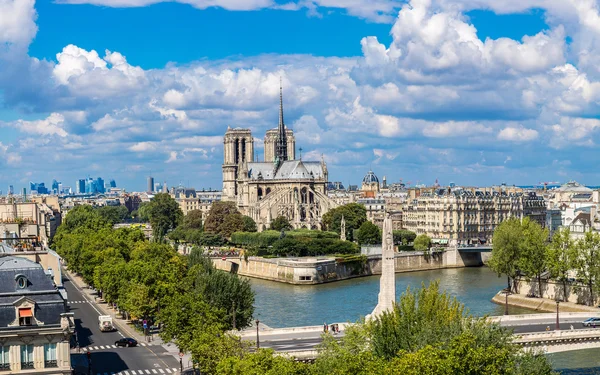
[247,160,324,180]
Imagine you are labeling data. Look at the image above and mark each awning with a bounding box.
[19,308,32,318]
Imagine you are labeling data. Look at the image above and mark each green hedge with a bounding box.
[231,229,339,247]
[230,229,358,257]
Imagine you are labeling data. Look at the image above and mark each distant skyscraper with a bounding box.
[162,181,167,193]
[76,179,86,194]
[29,182,48,195]
[154,182,161,193]
[109,179,117,188]
[96,177,105,193]
[51,179,60,194]
[147,176,154,194]
[7,185,13,195]
[22,187,26,201]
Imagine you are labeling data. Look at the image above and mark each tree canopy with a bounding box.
[145,193,183,242]
[270,215,292,231]
[413,234,432,252]
[356,221,381,245]
[322,203,367,242]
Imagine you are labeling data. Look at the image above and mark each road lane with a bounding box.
[253,317,600,352]
[63,274,179,375]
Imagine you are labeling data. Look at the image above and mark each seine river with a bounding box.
[249,266,600,373]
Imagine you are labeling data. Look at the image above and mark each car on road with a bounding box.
[582,317,600,327]
[115,338,138,347]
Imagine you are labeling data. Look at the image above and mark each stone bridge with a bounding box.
[515,329,600,354]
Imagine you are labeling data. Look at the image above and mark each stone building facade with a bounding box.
[222,84,337,230]
[402,189,547,246]
[0,256,74,374]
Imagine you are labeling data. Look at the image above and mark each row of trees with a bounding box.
[53,205,255,344]
[215,282,555,375]
[489,217,600,306]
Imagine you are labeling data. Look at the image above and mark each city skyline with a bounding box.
[1,1,600,191]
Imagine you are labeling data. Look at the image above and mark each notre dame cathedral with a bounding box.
[222,84,337,231]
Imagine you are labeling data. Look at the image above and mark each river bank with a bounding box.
[212,248,483,284]
[491,291,600,313]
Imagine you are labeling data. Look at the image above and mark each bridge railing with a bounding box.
[515,329,600,344]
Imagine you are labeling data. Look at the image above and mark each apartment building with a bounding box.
[402,189,546,246]
[0,256,74,374]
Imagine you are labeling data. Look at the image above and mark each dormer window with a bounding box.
[15,275,28,289]
[19,308,33,326]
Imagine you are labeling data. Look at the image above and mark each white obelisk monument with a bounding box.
[370,212,395,318]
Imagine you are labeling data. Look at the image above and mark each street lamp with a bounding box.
[556,300,560,330]
[255,319,260,349]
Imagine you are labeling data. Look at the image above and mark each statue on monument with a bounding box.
[369,211,395,318]
[340,215,346,241]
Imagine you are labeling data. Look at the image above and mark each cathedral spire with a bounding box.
[275,76,288,164]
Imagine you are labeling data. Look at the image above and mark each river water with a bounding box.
[249,266,600,373]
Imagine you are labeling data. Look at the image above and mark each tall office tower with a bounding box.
[162,182,167,193]
[147,176,154,194]
[8,185,13,195]
[109,179,117,188]
[96,177,105,193]
[51,179,60,194]
[22,188,26,201]
[76,179,85,194]
[154,182,161,193]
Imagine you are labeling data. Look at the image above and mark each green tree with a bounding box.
[488,218,523,293]
[217,349,310,375]
[322,203,367,242]
[96,205,130,225]
[192,266,255,330]
[547,228,576,301]
[182,209,204,230]
[413,234,432,252]
[519,218,549,298]
[393,230,417,245]
[270,216,292,231]
[242,215,257,233]
[136,201,152,222]
[204,201,242,236]
[575,230,600,306]
[356,221,381,245]
[146,193,183,242]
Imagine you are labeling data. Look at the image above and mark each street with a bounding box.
[254,315,600,352]
[64,275,181,375]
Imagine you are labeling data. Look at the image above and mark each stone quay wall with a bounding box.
[211,248,483,285]
[491,277,600,311]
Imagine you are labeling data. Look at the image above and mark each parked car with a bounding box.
[115,338,138,347]
[582,317,600,327]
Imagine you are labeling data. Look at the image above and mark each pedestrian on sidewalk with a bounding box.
[323,322,327,333]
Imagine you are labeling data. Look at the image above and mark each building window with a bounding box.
[0,346,9,371]
[16,276,27,289]
[44,343,57,368]
[20,345,33,369]
[18,308,33,326]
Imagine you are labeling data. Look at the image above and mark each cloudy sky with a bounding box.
[1,0,600,191]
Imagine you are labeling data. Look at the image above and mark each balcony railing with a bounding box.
[21,362,34,370]
[44,360,57,368]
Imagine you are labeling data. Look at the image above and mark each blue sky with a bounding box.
[0,0,599,191]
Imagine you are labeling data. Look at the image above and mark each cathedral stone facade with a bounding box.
[222,84,337,231]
